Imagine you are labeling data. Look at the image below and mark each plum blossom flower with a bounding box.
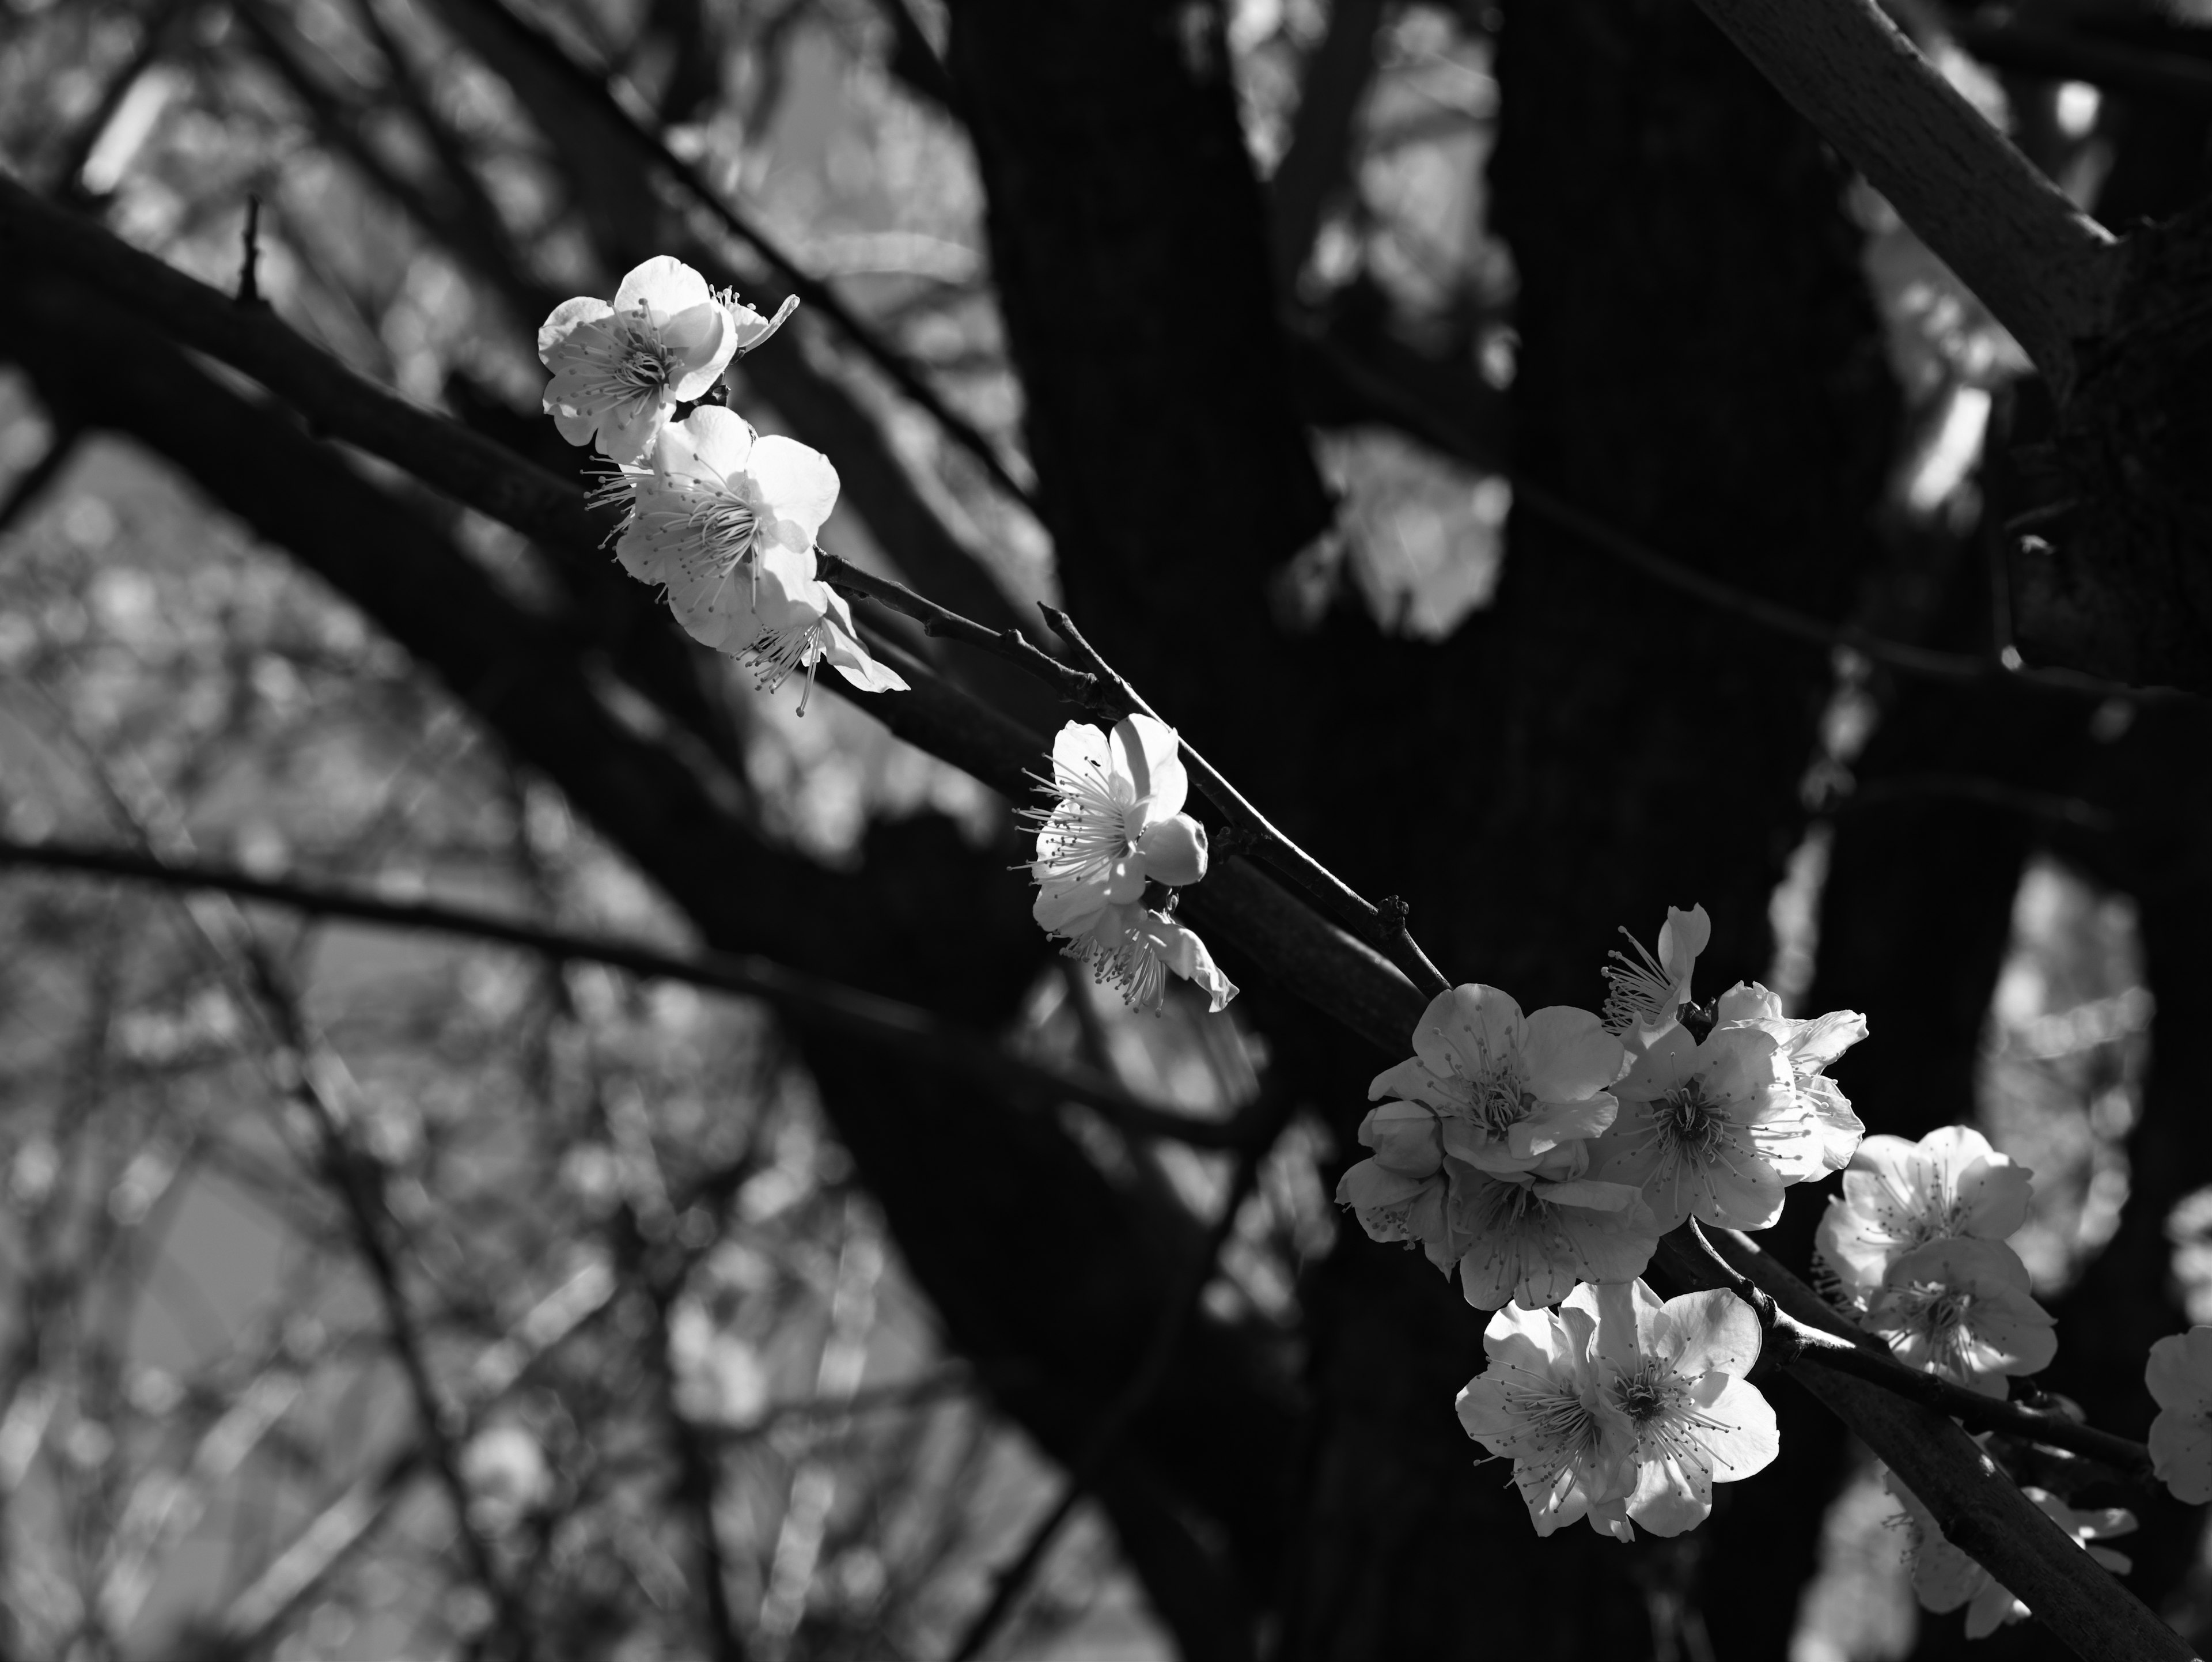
[1601,904,1710,1047]
[602,407,845,635]
[1456,1279,1777,1542]
[1368,985,1627,1178]
[1863,1237,2056,1396]
[1049,898,1236,1014]
[1456,1295,1634,1539]
[1447,1164,1660,1311]
[540,258,742,464]
[591,412,903,706]
[1887,1470,2134,1638]
[1713,980,1868,1173]
[1028,716,1227,1012]
[1592,1023,1817,1233]
[1588,1279,1779,1538]
[2146,1327,2212,1504]
[1336,1102,1457,1271]
[1815,1126,2035,1306]
[1028,716,1209,925]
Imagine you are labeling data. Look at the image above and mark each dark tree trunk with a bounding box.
[949,0,1894,1652]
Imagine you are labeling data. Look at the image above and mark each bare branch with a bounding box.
[1688,0,2121,391]
[0,838,1255,1151]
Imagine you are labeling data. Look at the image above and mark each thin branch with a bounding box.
[1689,0,2122,392]
[0,837,1254,1150]
[946,1100,1291,1662]
[239,949,538,1661]
[819,551,1100,707]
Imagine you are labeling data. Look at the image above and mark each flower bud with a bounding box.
[1714,980,1782,1024]
[1359,1101,1444,1178]
[1135,813,1209,886]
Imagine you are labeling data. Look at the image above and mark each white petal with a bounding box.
[747,434,842,543]
[613,255,714,318]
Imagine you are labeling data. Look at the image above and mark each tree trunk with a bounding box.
[949,0,1895,1651]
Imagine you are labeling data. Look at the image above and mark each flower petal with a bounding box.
[613,255,715,317]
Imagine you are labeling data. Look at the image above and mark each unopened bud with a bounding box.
[1136,813,1209,886]
[1714,980,1782,1025]
[1359,1101,1444,1178]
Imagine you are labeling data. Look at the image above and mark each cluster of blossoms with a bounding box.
[1337,904,1866,1313]
[1025,715,1234,1013]
[540,258,904,711]
[1814,1125,2055,1396]
[1334,906,1861,1546]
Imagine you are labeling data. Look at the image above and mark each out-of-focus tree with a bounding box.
[0,0,2207,1659]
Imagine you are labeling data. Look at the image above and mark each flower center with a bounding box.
[1615,1370,1673,1425]
[615,311,677,394]
[1026,757,1141,888]
[1653,1084,1727,1160]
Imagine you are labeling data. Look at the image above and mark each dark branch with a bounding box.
[0,837,1255,1150]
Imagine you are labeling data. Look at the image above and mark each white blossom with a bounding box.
[1815,1125,2035,1307]
[1456,1279,1777,1542]
[1446,1164,1660,1312]
[1048,898,1235,1014]
[540,258,741,464]
[1862,1236,2056,1397]
[1028,715,1209,926]
[592,409,903,706]
[1368,984,1627,1178]
[2146,1327,2212,1504]
[1592,1023,1817,1233]
[1588,1279,1779,1538]
[1456,1296,1634,1539]
[1335,1102,1458,1271]
[1713,980,1867,1172]
[1601,903,1710,1047]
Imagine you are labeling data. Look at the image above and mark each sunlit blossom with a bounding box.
[1815,1125,2035,1306]
[1713,980,1867,1173]
[1048,897,1235,1014]
[1028,715,1209,937]
[1592,1023,1815,1233]
[1888,1470,2133,1638]
[1601,903,1710,1046]
[1368,984,1626,1178]
[540,258,741,465]
[1588,1279,1779,1538]
[2146,1327,2212,1504]
[601,407,846,645]
[1456,1296,1634,1539]
[1862,1237,2056,1397]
